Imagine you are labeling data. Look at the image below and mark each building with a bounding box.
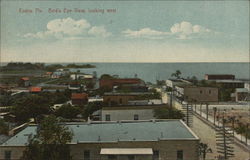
[244,82,250,91]
[44,72,53,78]
[68,82,84,92]
[214,80,245,89]
[18,77,31,87]
[175,85,218,102]
[101,104,165,121]
[103,92,152,106]
[99,78,143,90]
[204,74,235,80]
[70,73,94,80]
[71,93,88,105]
[165,79,192,89]
[29,87,42,93]
[0,120,200,160]
[235,88,250,102]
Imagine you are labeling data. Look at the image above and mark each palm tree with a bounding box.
[171,70,182,79]
[199,143,212,160]
[235,122,245,141]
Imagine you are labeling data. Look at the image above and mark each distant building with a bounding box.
[68,82,84,92]
[165,79,192,90]
[103,92,152,106]
[0,120,200,160]
[214,80,245,89]
[71,93,88,105]
[18,77,31,87]
[70,73,94,80]
[29,87,42,93]
[204,74,235,80]
[115,83,148,92]
[99,78,143,90]
[235,88,250,102]
[101,104,165,121]
[175,86,218,102]
[244,82,250,91]
[44,72,53,78]
[51,70,68,79]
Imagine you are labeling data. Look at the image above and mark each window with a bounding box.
[106,114,111,121]
[177,150,183,160]
[108,155,117,160]
[153,150,159,160]
[84,150,90,160]
[209,90,211,94]
[134,114,139,120]
[4,151,11,160]
[200,90,203,94]
[119,98,123,104]
[128,155,135,160]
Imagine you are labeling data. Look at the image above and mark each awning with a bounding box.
[100,148,153,155]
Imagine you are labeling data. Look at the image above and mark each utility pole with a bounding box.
[213,107,217,125]
[206,103,209,120]
[216,115,234,159]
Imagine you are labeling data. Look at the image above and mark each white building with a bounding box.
[101,105,166,121]
[70,74,93,80]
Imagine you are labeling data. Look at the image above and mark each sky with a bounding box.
[0,1,249,63]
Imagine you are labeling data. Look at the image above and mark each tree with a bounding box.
[12,95,51,122]
[55,104,81,119]
[153,107,185,119]
[199,143,212,160]
[83,102,102,119]
[235,122,246,141]
[0,119,9,135]
[190,76,198,85]
[156,80,165,86]
[21,115,73,160]
[171,70,182,79]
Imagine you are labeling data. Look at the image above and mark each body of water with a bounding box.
[66,62,249,83]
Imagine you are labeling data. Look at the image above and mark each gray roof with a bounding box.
[1,120,198,147]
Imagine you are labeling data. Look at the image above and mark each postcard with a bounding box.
[0,1,249,160]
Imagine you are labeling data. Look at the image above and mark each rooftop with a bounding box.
[1,120,199,146]
[29,87,42,92]
[104,92,152,96]
[21,77,29,81]
[213,79,244,83]
[71,93,88,99]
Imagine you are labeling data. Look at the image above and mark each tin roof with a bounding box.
[1,120,199,146]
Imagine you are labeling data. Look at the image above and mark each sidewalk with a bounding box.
[194,106,250,146]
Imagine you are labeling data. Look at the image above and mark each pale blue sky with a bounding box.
[1,1,249,62]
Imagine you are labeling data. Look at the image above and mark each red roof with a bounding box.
[71,93,88,100]
[29,87,42,92]
[46,72,53,75]
[21,77,29,81]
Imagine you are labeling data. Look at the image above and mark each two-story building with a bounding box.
[0,120,200,160]
[175,85,218,103]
